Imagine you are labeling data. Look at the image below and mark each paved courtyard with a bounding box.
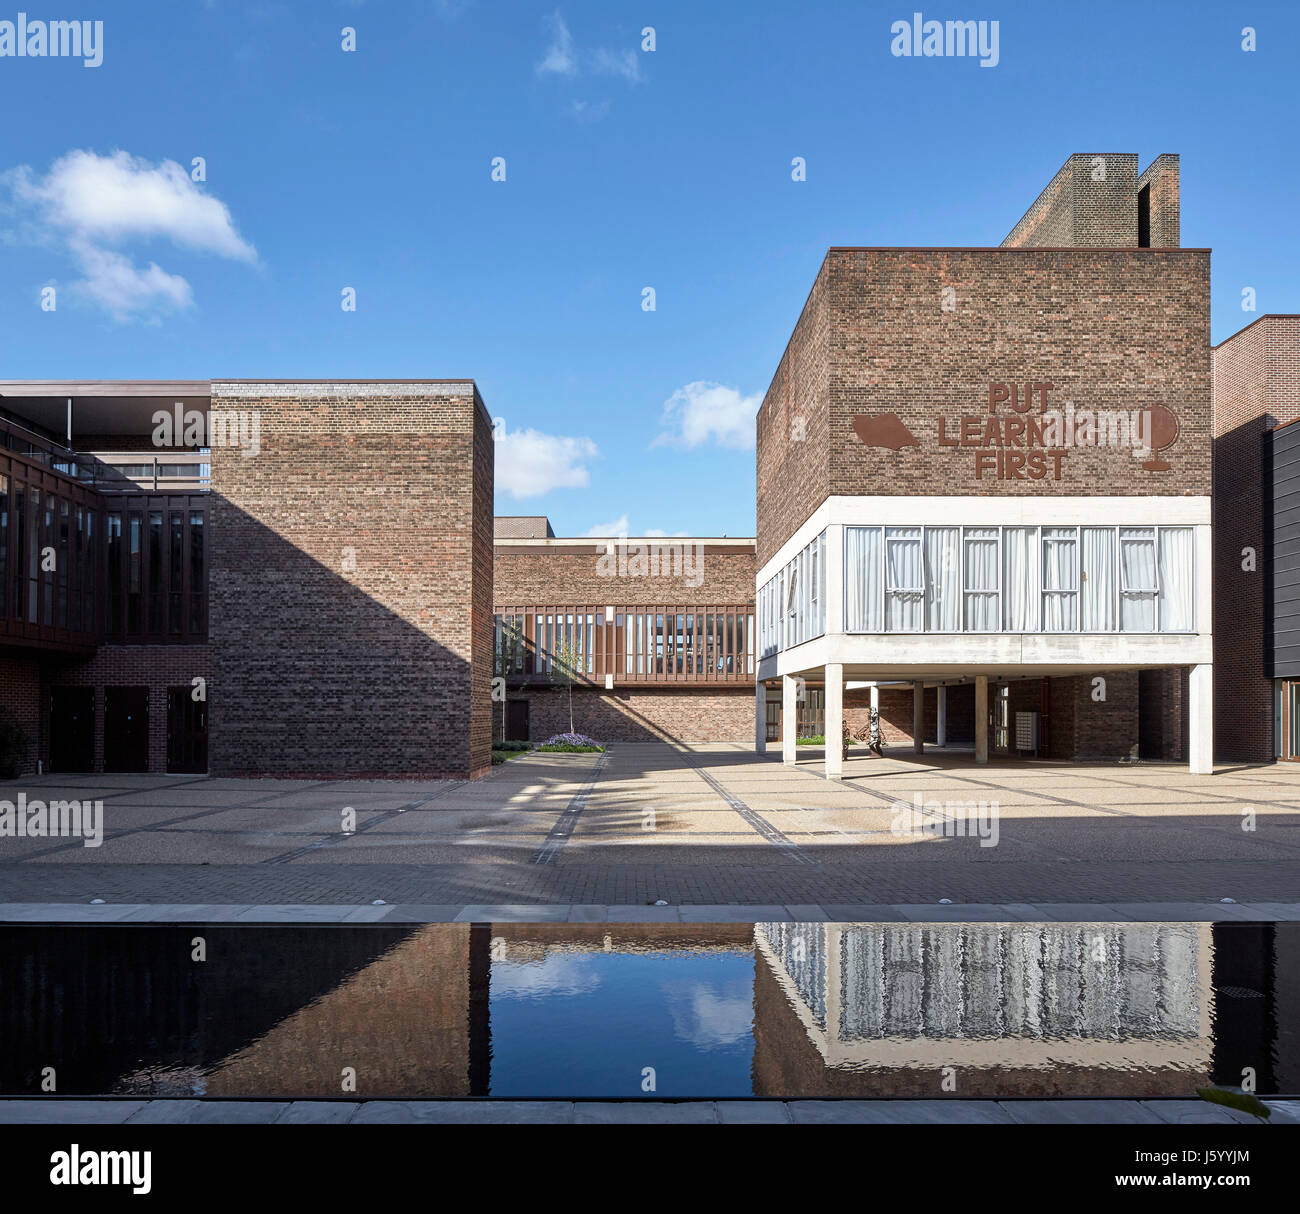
[2,742,1299,909]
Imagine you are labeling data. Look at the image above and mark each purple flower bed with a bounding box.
[536,732,604,752]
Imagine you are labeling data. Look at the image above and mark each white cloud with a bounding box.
[496,427,599,499]
[584,515,629,537]
[69,240,193,318]
[591,46,642,83]
[564,98,611,124]
[537,12,644,95]
[15,149,255,260]
[653,381,759,451]
[4,148,256,319]
[536,11,576,76]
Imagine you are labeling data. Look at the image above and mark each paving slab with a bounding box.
[1028,903,1136,921]
[275,1102,360,1124]
[1141,1100,1259,1125]
[679,905,792,922]
[604,905,683,922]
[573,1103,719,1124]
[715,1102,791,1124]
[453,905,570,922]
[351,1102,574,1124]
[789,1100,1016,1125]
[567,904,607,922]
[1002,1100,1166,1124]
[0,1100,148,1123]
[894,904,1024,922]
[1109,903,1260,922]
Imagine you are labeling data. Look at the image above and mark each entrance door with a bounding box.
[49,687,94,772]
[1278,680,1300,760]
[167,687,208,773]
[104,687,149,772]
[505,700,529,743]
[765,698,781,743]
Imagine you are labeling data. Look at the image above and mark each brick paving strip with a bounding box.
[0,1097,1296,1125]
[530,752,608,865]
[672,745,820,867]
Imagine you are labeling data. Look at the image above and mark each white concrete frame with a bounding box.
[757,496,1213,775]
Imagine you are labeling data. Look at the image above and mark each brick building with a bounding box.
[492,519,756,743]
[1,153,1296,776]
[1211,315,1300,763]
[0,379,495,780]
[755,152,1214,774]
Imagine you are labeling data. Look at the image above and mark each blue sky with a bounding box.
[1,1,1296,538]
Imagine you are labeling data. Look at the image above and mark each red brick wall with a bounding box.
[494,543,755,607]
[41,644,213,772]
[757,245,1210,570]
[1212,316,1300,762]
[499,686,753,743]
[208,381,493,779]
[0,651,40,774]
[756,260,831,567]
[1001,153,1140,249]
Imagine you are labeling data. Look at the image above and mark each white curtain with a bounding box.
[1158,527,1195,631]
[886,528,923,631]
[1120,528,1157,631]
[963,528,999,630]
[845,527,882,631]
[925,527,961,631]
[1042,528,1077,630]
[1081,528,1116,631]
[1003,527,1038,631]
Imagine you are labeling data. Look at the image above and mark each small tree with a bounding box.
[550,640,579,734]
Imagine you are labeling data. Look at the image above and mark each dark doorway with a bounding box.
[49,687,95,772]
[505,700,530,742]
[167,687,208,773]
[104,687,149,773]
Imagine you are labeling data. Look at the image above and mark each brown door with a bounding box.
[506,700,530,742]
[49,687,95,772]
[166,686,208,773]
[104,686,149,772]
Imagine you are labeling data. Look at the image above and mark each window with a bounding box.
[1158,528,1195,631]
[845,526,883,632]
[1119,527,1157,632]
[1041,527,1078,631]
[885,527,923,631]
[1081,527,1117,631]
[963,528,999,631]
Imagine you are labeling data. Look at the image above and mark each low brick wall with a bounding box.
[496,686,753,744]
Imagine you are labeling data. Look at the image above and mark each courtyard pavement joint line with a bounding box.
[676,746,819,867]
[262,781,469,865]
[530,752,609,866]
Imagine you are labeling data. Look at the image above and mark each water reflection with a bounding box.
[0,920,1290,1099]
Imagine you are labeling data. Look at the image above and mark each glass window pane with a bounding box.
[1081,528,1117,631]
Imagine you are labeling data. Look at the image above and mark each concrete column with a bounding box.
[870,684,879,712]
[782,674,798,765]
[937,685,947,747]
[1189,663,1213,774]
[755,682,767,754]
[913,682,924,753]
[975,675,989,765]
[825,663,844,780]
